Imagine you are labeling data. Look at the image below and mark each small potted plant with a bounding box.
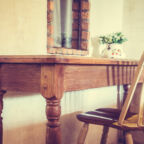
[99,32,127,58]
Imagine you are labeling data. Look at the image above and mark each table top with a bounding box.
[0,55,138,65]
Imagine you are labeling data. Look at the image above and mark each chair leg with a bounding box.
[125,132,133,144]
[100,126,109,144]
[77,123,89,144]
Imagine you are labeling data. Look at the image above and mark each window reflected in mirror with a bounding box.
[47,0,89,55]
[53,0,73,48]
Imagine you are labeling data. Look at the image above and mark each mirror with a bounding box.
[47,0,89,54]
[53,0,73,48]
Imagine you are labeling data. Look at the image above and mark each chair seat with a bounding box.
[77,108,143,130]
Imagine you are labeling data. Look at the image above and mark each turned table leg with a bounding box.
[41,64,64,144]
[0,90,6,144]
[45,98,61,144]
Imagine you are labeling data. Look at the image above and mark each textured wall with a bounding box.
[123,0,144,59]
[0,0,47,54]
[89,0,124,57]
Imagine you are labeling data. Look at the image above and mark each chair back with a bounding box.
[118,51,144,126]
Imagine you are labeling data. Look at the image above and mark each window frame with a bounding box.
[47,0,90,56]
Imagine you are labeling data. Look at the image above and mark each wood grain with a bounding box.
[0,59,142,94]
[41,64,64,144]
[100,126,109,144]
[118,52,144,125]
[0,55,139,65]
[1,64,41,93]
[0,56,143,144]
[41,64,64,99]
[125,132,133,144]
[0,90,6,144]
[77,123,89,144]
[0,65,2,144]
[0,65,6,144]
[64,65,144,92]
[46,99,61,144]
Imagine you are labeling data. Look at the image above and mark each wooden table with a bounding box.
[0,55,143,144]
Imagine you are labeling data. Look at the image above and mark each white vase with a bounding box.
[91,37,101,57]
[101,44,126,59]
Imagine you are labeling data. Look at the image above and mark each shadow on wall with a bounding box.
[61,111,83,144]
[3,122,46,144]
[3,111,118,144]
[61,111,118,144]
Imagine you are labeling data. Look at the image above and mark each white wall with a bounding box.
[0,0,47,55]
[89,0,124,57]
[123,0,144,59]
[90,0,124,37]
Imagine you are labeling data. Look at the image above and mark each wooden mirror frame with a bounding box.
[47,0,90,55]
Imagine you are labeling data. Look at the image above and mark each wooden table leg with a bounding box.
[123,84,129,105]
[41,64,64,144]
[0,90,6,144]
[45,98,61,144]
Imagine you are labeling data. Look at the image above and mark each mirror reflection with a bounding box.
[53,0,73,48]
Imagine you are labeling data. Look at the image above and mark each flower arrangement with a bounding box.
[99,32,127,44]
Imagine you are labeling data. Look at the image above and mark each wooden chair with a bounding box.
[77,52,144,144]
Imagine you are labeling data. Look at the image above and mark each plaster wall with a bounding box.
[0,0,47,55]
[89,0,124,57]
[123,0,144,59]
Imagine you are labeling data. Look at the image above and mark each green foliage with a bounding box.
[99,32,127,44]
